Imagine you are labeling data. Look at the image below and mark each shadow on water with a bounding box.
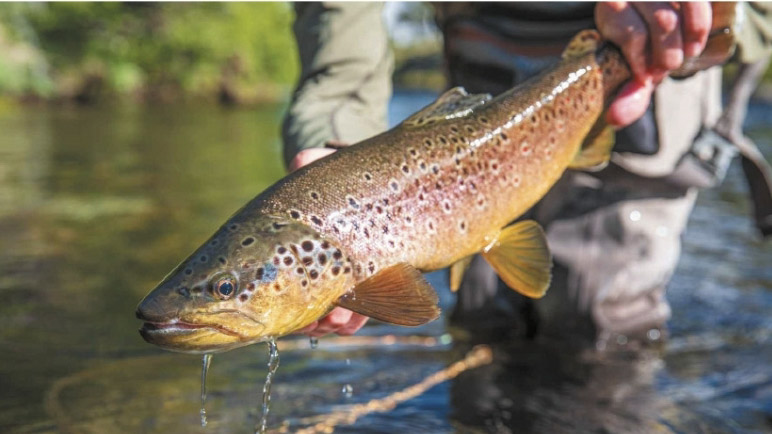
[0,94,770,433]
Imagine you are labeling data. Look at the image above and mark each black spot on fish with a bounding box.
[424,138,433,148]
[301,279,308,287]
[239,294,248,302]
[363,228,370,238]
[309,270,319,280]
[283,256,294,266]
[331,266,341,276]
[302,257,313,266]
[382,225,389,234]
[289,210,300,219]
[401,164,409,174]
[241,237,255,246]
[376,206,383,214]
[256,268,264,280]
[409,148,418,157]
[450,125,459,133]
[272,222,287,231]
[229,224,239,231]
[333,250,342,260]
[211,240,219,246]
[273,284,281,292]
[273,257,280,265]
[185,268,193,275]
[199,255,208,263]
[247,283,255,290]
[363,172,372,181]
[465,125,476,134]
[302,241,314,252]
[432,165,440,175]
[460,221,466,231]
[347,196,360,209]
[218,257,227,265]
[500,132,508,141]
[438,136,447,145]
[390,181,399,192]
[321,241,330,250]
[368,262,375,273]
[310,191,319,200]
[277,246,287,255]
[318,254,327,265]
[311,215,323,226]
[479,116,489,124]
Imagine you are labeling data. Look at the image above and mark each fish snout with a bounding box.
[135,290,182,323]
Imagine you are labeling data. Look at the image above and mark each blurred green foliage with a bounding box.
[0,2,299,103]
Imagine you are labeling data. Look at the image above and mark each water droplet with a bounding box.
[345,358,351,366]
[647,329,662,341]
[629,210,641,222]
[342,383,353,398]
[257,339,280,434]
[309,336,318,349]
[200,353,212,427]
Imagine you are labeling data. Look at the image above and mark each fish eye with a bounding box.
[212,276,237,300]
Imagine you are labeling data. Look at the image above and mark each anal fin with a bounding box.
[335,263,440,326]
[481,220,552,299]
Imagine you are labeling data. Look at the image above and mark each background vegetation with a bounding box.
[0,3,300,104]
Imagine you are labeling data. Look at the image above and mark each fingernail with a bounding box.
[685,42,702,58]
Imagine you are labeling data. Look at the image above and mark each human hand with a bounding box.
[288,147,337,172]
[295,307,370,337]
[288,144,371,337]
[595,2,712,127]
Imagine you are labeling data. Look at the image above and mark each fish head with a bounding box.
[137,215,355,353]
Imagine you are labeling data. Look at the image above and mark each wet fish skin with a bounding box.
[137,11,736,352]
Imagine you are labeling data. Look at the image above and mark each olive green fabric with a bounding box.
[282,2,393,169]
[737,2,772,63]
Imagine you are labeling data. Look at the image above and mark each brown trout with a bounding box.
[137,8,737,353]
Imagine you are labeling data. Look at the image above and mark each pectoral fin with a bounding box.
[335,263,440,326]
[569,122,615,171]
[481,220,552,298]
[449,256,473,292]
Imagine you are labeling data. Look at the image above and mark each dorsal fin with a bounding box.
[402,87,491,128]
[334,263,440,326]
[562,30,602,60]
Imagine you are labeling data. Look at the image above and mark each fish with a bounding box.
[136,5,738,354]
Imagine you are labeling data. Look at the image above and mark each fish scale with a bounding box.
[254,40,629,273]
[137,4,740,353]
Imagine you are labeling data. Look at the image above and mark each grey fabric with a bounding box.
[282,2,393,168]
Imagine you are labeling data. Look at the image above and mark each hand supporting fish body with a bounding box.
[137,16,737,354]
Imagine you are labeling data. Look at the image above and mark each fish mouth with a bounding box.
[137,309,265,353]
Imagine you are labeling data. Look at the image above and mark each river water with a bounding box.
[0,92,770,433]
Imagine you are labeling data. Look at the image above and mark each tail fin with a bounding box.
[671,2,739,77]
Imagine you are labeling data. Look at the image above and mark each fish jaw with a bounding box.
[136,305,267,354]
[138,318,263,354]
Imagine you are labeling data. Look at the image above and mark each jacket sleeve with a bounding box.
[282,2,393,168]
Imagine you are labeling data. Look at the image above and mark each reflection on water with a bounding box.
[0,95,770,433]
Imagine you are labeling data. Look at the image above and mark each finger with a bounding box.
[680,2,711,57]
[632,2,684,72]
[289,147,337,172]
[336,313,370,336]
[296,321,319,335]
[309,307,354,336]
[606,79,655,127]
[595,2,650,80]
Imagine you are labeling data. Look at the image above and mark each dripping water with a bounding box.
[200,353,212,427]
[256,339,280,434]
[342,383,353,398]
[309,336,318,349]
